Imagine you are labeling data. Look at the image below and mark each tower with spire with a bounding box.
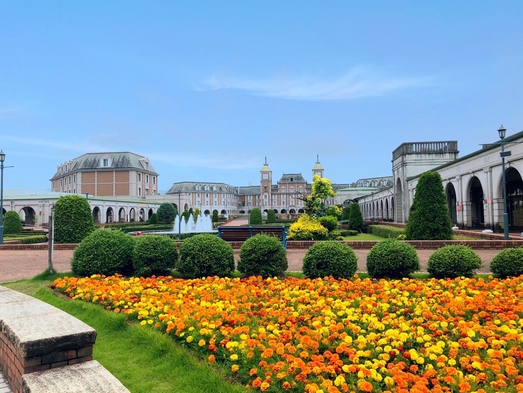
[260,157,272,208]
[312,155,324,179]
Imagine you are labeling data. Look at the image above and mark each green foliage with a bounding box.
[177,234,234,279]
[427,245,482,278]
[3,210,22,234]
[132,235,178,277]
[71,229,134,276]
[339,229,358,237]
[326,205,342,219]
[303,241,358,279]
[193,208,200,222]
[157,203,176,224]
[319,215,338,232]
[368,225,405,239]
[182,210,190,223]
[266,209,276,224]
[405,172,453,240]
[340,206,351,221]
[366,239,420,279]
[237,234,288,278]
[148,213,159,224]
[54,195,94,243]
[304,175,336,217]
[348,203,363,232]
[249,208,263,225]
[287,214,328,240]
[490,248,523,278]
[21,235,48,244]
[212,210,219,223]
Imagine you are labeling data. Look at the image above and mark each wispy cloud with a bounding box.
[0,135,105,153]
[0,106,28,118]
[149,151,262,171]
[199,66,435,101]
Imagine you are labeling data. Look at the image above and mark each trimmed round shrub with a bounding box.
[319,215,338,232]
[366,239,420,279]
[54,195,94,243]
[72,229,134,276]
[157,203,176,224]
[3,211,22,235]
[303,241,357,279]
[427,245,482,278]
[132,235,178,277]
[489,248,523,278]
[177,234,234,279]
[238,234,288,278]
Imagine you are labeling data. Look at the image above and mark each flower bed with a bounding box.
[52,275,523,393]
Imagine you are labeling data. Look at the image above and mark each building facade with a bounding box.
[50,152,159,199]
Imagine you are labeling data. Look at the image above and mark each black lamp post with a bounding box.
[498,125,509,240]
[0,150,5,245]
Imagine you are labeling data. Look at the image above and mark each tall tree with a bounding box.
[405,171,453,240]
[348,202,363,232]
[304,175,336,217]
[157,203,176,224]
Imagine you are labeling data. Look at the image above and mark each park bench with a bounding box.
[217,225,287,248]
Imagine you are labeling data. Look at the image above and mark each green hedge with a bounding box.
[100,223,174,233]
[368,225,405,239]
[20,235,48,244]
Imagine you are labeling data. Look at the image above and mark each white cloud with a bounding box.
[200,66,435,101]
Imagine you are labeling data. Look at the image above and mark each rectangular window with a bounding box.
[146,174,149,183]
[138,173,142,182]
[153,177,156,185]
[102,158,109,167]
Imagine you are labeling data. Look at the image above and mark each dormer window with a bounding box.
[101,157,111,167]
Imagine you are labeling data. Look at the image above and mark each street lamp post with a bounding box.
[0,150,5,245]
[498,125,510,240]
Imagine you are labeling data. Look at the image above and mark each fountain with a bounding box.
[174,213,214,234]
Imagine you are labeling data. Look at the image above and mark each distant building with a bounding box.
[50,152,159,199]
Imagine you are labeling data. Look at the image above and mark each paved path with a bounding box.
[0,246,501,284]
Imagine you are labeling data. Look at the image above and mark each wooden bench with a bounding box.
[217,226,287,248]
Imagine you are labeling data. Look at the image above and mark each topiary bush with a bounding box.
[348,203,363,232]
[157,203,176,224]
[303,241,358,279]
[368,225,405,239]
[3,210,22,235]
[427,245,482,278]
[287,214,328,241]
[148,213,159,224]
[266,209,276,224]
[237,234,288,278]
[54,195,94,243]
[177,234,234,279]
[249,208,263,225]
[489,248,523,278]
[132,235,178,277]
[71,229,135,277]
[366,239,420,279]
[319,215,338,232]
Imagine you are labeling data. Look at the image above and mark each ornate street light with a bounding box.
[498,125,509,240]
[0,150,5,245]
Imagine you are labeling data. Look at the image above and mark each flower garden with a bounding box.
[52,274,523,393]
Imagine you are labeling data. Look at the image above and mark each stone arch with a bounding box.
[204,209,210,215]
[468,176,484,227]
[395,178,403,223]
[92,207,101,224]
[129,208,136,222]
[298,208,305,213]
[281,209,287,214]
[118,207,126,222]
[221,209,226,214]
[147,208,153,220]
[385,199,390,221]
[446,182,458,225]
[289,209,296,213]
[139,208,145,222]
[503,167,523,228]
[19,207,36,226]
[106,207,114,223]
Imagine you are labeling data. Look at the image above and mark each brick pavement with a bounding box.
[0,246,500,284]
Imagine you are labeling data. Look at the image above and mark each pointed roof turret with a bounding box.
[261,156,271,172]
[313,154,324,170]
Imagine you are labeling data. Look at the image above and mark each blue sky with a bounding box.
[1,1,522,194]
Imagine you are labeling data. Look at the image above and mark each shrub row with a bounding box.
[70,228,523,280]
[367,224,405,239]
